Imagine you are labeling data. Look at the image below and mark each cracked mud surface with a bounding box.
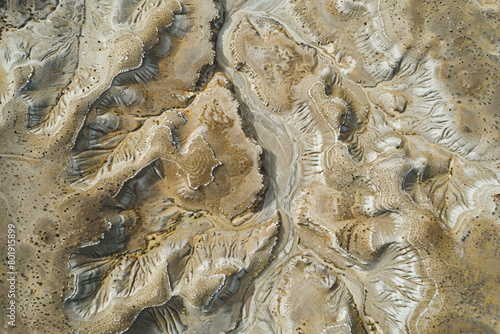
[0,0,499,333]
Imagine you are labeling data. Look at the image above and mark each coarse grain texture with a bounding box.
[0,0,499,333]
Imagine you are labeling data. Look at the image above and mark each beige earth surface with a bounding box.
[0,0,499,333]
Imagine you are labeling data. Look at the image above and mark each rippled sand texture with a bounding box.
[0,0,499,333]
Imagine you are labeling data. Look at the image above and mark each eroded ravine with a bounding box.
[1,0,499,333]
